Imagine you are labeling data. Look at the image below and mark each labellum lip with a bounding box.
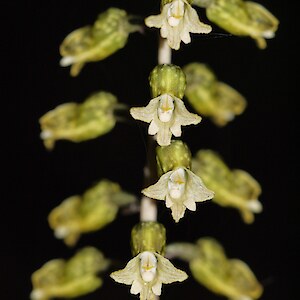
[168,0,185,27]
[168,168,186,199]
[158,95,175,122]
[140,252,157,282]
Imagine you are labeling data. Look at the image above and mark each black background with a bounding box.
[7,0,296,299]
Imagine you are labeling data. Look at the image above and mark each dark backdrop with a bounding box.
[9,0,295,299]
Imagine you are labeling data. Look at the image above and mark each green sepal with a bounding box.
[149,64,186,98]
[131,222,166,256]
[156,140,192,176]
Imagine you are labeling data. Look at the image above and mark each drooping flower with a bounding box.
[48,180,136,246]
[39,91,120,150]
[145,0,212,50]
[142,167,214,222]
[183,62,247,126]
[30,247,109,300]
[166,237,263,300]
[194,0,279,49]
[130,94,201,146]
[192,149,262,224]
[59,8,141,76]
[110,251,187,300]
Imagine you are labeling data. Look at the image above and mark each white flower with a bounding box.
[130,94,201,146]
[142,168,214,222]
[110,251,187,300]
[145,0,212,50]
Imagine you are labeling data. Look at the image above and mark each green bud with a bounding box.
[190,238,263,300]
[149,64,186,98]
[39,91,118,150]
[184,62,246,126]
[156,140,192,176]
[30,247,108,300]
[60,8,142,76]
[192,149,262,224]
[203,0,279,49]
[65,247,110,280]
[48,180,136,246]
[131,222,166,256]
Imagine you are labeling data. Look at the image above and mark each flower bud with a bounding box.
[48,180,136,246]
[149,64,186,98]
[30,247,108,300]
[184,62,246,126]
[156,140,192,176]
[131,222,166,256]
[192,149,262,223]
[201,0,279,49]
[39,91,119,150]
[60,8,142,76]
[190,238,263,300]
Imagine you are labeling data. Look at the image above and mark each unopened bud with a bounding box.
[149,64,186,98]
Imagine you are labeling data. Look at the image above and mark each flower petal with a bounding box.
[130,97,160,123]
[156,121,173,146]
[185,169,214,202]
[130,279,143,295]
[165,194,174,208]
[173,98,202,126]
[142,172,172,200]
[184,3,212,34]
[170,202,186,222]
[148,120,159,135]
[183,197,196,211]
[110,256,140,285]
[145,5,170,28]
[152,281,162,296]
[156,253,188,283]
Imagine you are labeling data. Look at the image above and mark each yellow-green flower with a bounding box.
[130,94,201,146]
[145,0,212,50]
[60,8,141,76]
[194,0,279,49]
[39,91,120,150]
[110,251,187,300]
[142,167,214,222]
[30,247,109,300]
[48,180,136,246]
[184,62,247,126]
[192,149,262,223]
[166,237,263,300]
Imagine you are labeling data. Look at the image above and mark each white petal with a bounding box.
[184,4,212,34]
[183,197,196,211]
[130,97,160,123]
[59,56,75,67]
[110,256,140,285]
[173,98,201,126]
[142,171,172,200]
[171,202,186,222]
[130,279,143,295]
[185,169,214,202]
[145,5,170,28]
[165,194,174,208]
[156,121,172,146]
[170,123,181,137]
[156,253,188,283]
[180,28,191,44]
[246,199,263,213]
[152,281,162,296]
[148,120,159,135]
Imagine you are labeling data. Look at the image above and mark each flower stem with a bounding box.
[140,37,172,223]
